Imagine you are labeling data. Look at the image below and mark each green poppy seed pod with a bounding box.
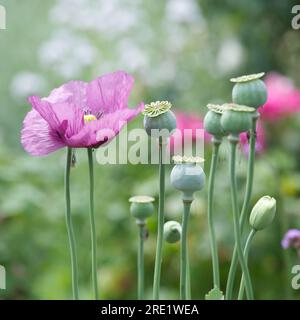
[249,196,276,231]
[220,103,254,134]
[204,104,228,138]
[129,196,155,223]
[231,73,267,109]
[163,221,181,243]
[170,156,205,201]
[143,101,177,138]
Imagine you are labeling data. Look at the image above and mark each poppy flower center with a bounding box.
[84,114,97,124]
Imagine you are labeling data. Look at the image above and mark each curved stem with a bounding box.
[138,225,145,300]
[180,201,191,300]
[238,229,256,299]
[65,147,79,300]
[87,148,98,300]
[153,139,166,299]
[226,117,257,300]
[229,138,254,300]
[208,141,221,288]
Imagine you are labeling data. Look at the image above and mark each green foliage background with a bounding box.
[0,0,300,299]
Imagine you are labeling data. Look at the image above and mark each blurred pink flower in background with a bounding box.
[281,229,300,250]
[174,110,266,155]
[175,111,211,141]
[240,120,266,154]
[170,111,210,153]
[259,72,300,121]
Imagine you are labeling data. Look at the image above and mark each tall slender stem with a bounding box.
[226,116,257,299]
[87,148,98,300]
[186,253,191,299]
[65,147,79,300]
[208,139,221,288]
[153,138,166,299]
[238,229,256,299]
[229,137,254,300]
[180,201,191,300]
[138,224,145,300]
[278,198,294,299]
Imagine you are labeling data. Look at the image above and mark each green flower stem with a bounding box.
[180,201,191,300]
[87,148,99,300]
[238,229,256,299]
[153,138,166,299]
[229,137,254,300]
[138,224,145,300]
[208,138,221,289]
[226,116,257,300]
[65,147,79,300]
[186,254,191,300]
[278,199,294,299]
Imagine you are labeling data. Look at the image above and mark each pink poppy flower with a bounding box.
[21,71,144,156]
[259,72,300,121]
[240,120,266,154]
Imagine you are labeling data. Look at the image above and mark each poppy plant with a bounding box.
[21,71,144,300]
[21,71,144,155]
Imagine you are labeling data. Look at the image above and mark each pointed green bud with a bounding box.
[249,196,276,231]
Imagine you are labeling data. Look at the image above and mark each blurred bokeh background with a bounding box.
[0,0,300,299]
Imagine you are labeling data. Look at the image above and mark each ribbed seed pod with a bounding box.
[129,196,155,222]
[220,103,254,134]
[231,73,267,109]
[143,101,177,138]
[204,104,228,138]
[170,156,205,201]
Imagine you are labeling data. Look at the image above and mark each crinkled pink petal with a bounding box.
[21,109,66,156]
[66,103,144,148]
[50,102,84,138]
[45,80,88,110]
[29,95,84,139]
[28,96,62,132]
[87,71,134,114]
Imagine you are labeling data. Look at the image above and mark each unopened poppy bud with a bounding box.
[220,103,254,134]
[249,196,276,231]
[170,156,205,201]
[143,101,176,139]
[129,196,155,223]
[231,73,267,109]
[204,104,228,138]
[163,221,181,243]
